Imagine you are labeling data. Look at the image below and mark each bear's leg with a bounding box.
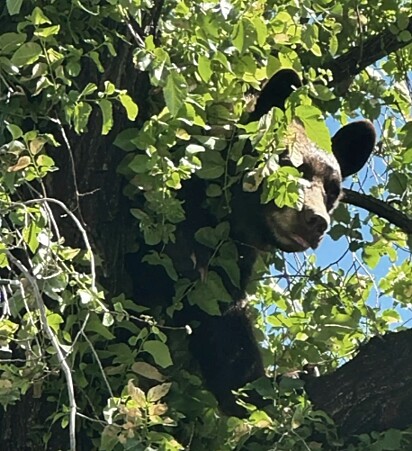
[189,304,265,416]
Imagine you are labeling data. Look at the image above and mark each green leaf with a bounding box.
[198,55,212,83]
[402,148,412,164]
[114,128,140,151]
[0,245,9,269]
[188,271,232,315]
[362,246,381,269]
[152,47,170,85]
[252,16,267,46]
[34,25,60,38]
[188,285,221,315]
[126,380,146,407]
[6,0,23,15]
[163,71,188,116]
[381,309,401,324]
[89,51,104,72]
[397,13,410,31]
[6,124,23,139]
[128,154,149,173]
[36,154,55,169]
[232,19,245,53]
[79,83,97,98]
[387,173,407,195]
[215,242,240,287]
[143,341,173,368]
[312,85,335,101]
[197,151,225,179]
[119,93,138,121]
[73,102,92,134]
[31,7,52,25]
[399,30,411,42]
[23,221,40,253]
[291,407,305,429]
[0,33,26,55]
[86,314,115,340]
[29,137,46,155]
[262,167,302,209]
[104,81,116,95]
[142,251,178,281]
[295,105,331,152]
[206,184,222,197]
[98,99,113,135]
[381,429,402,450]
[47,313,64,334]
[195,223,229,248]
[329,35,338,56]
[102,312,114,327]
[11,42,42,67]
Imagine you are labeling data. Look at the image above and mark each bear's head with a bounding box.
[230,69,376,253]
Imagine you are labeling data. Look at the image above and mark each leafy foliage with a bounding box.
[0,0,411,450]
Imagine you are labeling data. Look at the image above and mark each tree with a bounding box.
[0,1,411,450]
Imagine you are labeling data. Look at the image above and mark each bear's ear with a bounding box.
[331,120,376,178]
[250,69,302,121]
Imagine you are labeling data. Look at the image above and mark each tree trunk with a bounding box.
[306,329,412,437]
[0,40,152,451]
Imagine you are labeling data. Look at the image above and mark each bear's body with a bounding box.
[127,69,376,415]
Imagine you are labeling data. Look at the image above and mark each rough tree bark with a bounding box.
[305,330,412,437]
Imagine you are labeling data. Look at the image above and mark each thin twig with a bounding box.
[52,116,86,227]
[81,332,114,398]
[7,252,77,451]
[149,0,165,42]
[10,198,97,289]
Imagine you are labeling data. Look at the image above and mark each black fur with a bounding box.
[332,120,376,177]
[249,68,302,120]
[127,70,376,416]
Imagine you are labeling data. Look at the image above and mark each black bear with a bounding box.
[127,69,376,416]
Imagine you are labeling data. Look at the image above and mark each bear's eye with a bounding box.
[278,153,292,167]
[298,163,313,180]
[325,182,341,210]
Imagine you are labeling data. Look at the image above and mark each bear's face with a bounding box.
[259,119,376,253]
[262,146,342,252]
[230,70,376,253]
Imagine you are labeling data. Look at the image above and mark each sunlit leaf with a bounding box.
[98,99,113,135]
[163,71,187,116]
[11,42,42,67]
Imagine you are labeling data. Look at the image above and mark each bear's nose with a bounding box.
[304,209,329,235]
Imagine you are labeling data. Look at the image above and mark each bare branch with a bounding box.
[326,17,412,85]
[7,252,77,451]
[342,188,412,235]
[150,0,165,40]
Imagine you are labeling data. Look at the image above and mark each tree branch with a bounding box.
[148,0,165,43]
[305,330,412,437]
[325,16,412,85]
[342,188,412,235]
